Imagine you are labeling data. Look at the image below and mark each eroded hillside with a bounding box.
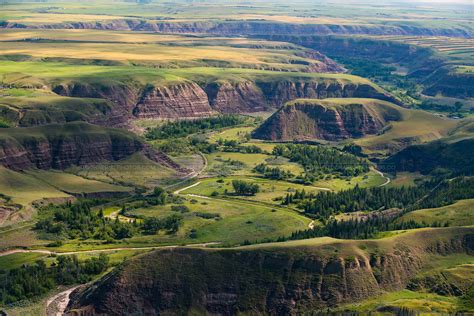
[66,227,474,315]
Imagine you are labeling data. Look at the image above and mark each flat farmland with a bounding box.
[0,29,326,72]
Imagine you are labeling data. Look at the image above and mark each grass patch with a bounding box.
[0,252,48,271]
[68,153,181,189]
[181,176,326,204]
[355,107,458,155]
[127,195,311,245]
[0,166,70,206]
[25,170,131,194]
[339,289,459,314]
[397,199,474,227]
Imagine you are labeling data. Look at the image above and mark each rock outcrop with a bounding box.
[0,122,187,172]
[205,81,267,113]
[133,82,214,119]
[53,82,140,127]
[257,81,400,108]
[66,227,474,315]
[253,98,402,141]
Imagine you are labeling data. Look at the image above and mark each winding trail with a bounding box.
[0,242,220,258]
[165,152,208,190]
[374,168,391,187]
[173,181,202,195]
[46,286,80,316]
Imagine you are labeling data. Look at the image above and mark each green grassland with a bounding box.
[180,176,325,204]
[340,289,459,314]
[0,223,48,249]
[207,126,256,144]
[388,172,425,187]
[0,60,372,87]
[0,166,130,225]
[354,106,458,155]
[205,151,304,177]
[0,166,70,206]
[68,153,183,189]
[397,199,474,227]
[204,150,384,190]
[0,30,324,72]
[127,195,310,245]
[0,252,48,271]
[24,170,131,194]
[312,170,386,190]
[0,89,113,127]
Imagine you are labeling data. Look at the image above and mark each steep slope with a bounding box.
[0,93,116,127]
[53,74,397,121]
[205,81,267,113]
[253,98,402,141]
[66,227,474,315]
[384,137,474,175]
[132,82,214,119]
[0,122,185,172]
[422,66,474,98]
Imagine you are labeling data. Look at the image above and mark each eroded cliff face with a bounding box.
[51,77,397,124]
[66,228,474,315]
[2,20,470,38]
[132,82,214,119]
[53,82,140,126]
[257,81,399,108]
[253,99,402,141]
[205,81,267,113]
[0,122,187,172]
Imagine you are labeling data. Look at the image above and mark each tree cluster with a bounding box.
[0,254,108,305]
[146,115,245,140]
[303,185,426,219]
[253,163,294,180]
[286,217,430,241]
[35,200,184,241]
[142,214,183,235]
[415,177,474,210]
[232,180,260,196]
[272,144,369,178]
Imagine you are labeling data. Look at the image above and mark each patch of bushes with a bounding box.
[232,180,260,196]
[194,212,221,219]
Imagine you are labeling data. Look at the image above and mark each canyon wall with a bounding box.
[66,227,474,315]
[132,82,214,119]
[2,20,471,38]
[52,79,398,124]
[0,122,186,172]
